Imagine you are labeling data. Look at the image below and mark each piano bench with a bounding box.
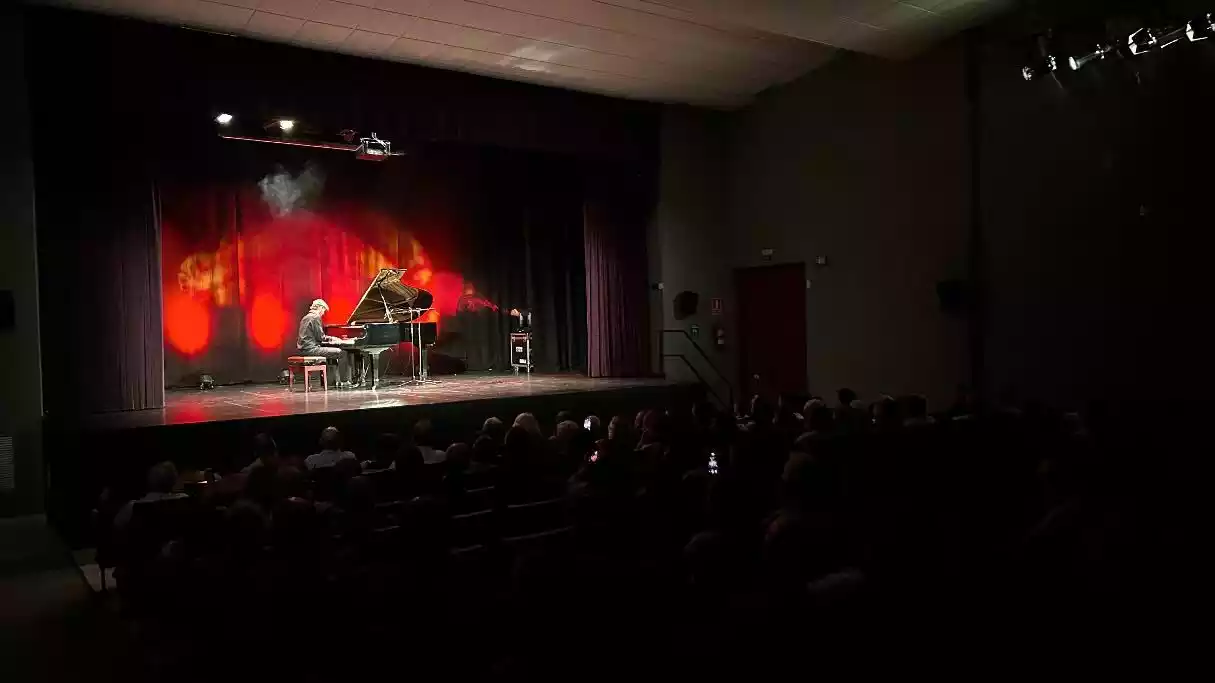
[287,356,329,393]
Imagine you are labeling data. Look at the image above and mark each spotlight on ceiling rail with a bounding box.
[1069,44,1114,71]
[217,118,405,162]
[1188,13,1214,41]
[1022,54,1058,81]
[1153,25,1190,50]
[1128,28,1158,55]
[354,133,402,161]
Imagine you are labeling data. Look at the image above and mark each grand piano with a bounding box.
[325,268,436,389]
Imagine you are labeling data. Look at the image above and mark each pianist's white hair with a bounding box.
[310,298,329,313]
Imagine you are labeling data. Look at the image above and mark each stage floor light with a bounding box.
[279,119,295,132]
[215,113,233,125]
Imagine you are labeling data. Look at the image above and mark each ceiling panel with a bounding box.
[33,0,1009,106]
[355,7,416,35]
[244,8,304,38]
[308,0,369,27]
[340,27,396,54]
[255,0,317,20]
[643,0,1011,56]
[292,19,353,47]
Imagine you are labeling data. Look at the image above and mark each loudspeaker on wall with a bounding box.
[673,290,699,320]
[0,291,13,331]
[937,279,975,316]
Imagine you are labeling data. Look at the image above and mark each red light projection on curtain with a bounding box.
[161,197,495,359]
[249,293,288,350]
[163,291,210,354]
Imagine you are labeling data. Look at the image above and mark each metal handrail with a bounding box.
[659,329,734,410]
[666,354,727,409]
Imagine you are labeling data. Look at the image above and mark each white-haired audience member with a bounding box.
[513,412,542,437]
[113,461,188,531]
[305,426,357,470]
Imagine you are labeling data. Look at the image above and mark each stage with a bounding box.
[84,373,680,430]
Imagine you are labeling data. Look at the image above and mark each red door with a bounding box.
[734,263,808,400]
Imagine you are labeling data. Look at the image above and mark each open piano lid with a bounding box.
[346,268,435,325]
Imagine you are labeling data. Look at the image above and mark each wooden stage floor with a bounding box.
[85,373,678,429]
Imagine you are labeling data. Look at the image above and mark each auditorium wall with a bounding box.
[651,105,737,403]
[977,25,1215,408]
[0,8,43,516]
[726,41,972,407]
[656,23,1215,412]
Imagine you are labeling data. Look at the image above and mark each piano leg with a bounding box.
[340,348,362,387]
[367,348,386,389]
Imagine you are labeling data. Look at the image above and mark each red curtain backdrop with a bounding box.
[158,144,586,386]
[160,167,484,385]
[157,144,478,384]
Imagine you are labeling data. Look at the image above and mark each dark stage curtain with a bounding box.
[584,170,655,378]
[451,147,586,374]
[28,14,166,415]
[33,150,165,414]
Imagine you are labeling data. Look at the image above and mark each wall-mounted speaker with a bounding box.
[673,290,699,320]
[936,279,974,316]
[0,291,13,331]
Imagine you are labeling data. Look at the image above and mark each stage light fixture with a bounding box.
[1128,28,1158,55]
[354,133,402,161]
[1188,13,1214,41]
[278,119,295,132]
[1069,44,1113,71]
[1153,25,1190,50]
[199,374,216,390]
[1022,54,1058,81]
[215,113,233,125]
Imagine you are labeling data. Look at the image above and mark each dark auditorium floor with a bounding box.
[0,516,136,682]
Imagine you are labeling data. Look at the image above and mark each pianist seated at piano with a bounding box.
[324,268,437,390]
[297,298,355,389]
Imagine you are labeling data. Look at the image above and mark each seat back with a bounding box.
[500,497,567,538]
[502,524,575,552]
[124,496,195,564]
[452,485,497,514]
[449,509,496,549]
[374,499,414,527]
[310,465,353,501]
[363,468,398,501]
[461,466,497,491]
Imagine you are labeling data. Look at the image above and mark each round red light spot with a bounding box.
[250,293,288,351]
[164,292,210,355]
